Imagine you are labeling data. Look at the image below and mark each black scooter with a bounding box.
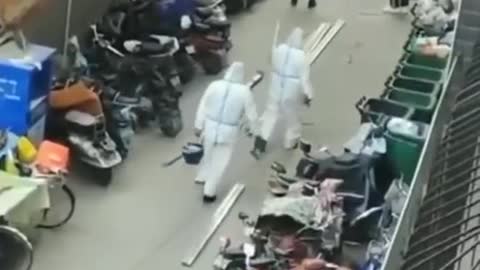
[87,25,184,138]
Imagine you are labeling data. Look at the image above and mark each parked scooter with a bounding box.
[54,35,136,160]
[88,25,184,137]
[46,79,122,186]
[102,85,139,158]
[193,0,231,39]
[214,179,345,270]
[118,0,197,81]
[118,0,231,74]
[267,121,389,244]
[360,176,408,270]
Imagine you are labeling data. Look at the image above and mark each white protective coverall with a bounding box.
[260,28,313,149]
[195,62,258,197]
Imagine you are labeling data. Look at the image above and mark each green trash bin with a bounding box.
[394,64,444,83]
[403,30,424,53]
[403,32,441,53]
[386,76,441,98]
[382,88,437,123]
[358,98,414,124]
[400,52,448,70]
[385,117,429,186]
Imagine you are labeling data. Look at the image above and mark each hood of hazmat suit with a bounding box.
[269,28,313,106]
[195,62,258,144]
[286,27,304,49]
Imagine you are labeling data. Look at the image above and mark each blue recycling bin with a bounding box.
[0,44,55,143]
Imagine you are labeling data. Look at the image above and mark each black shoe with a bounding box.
[203,195,217,203]
[254,136,267,153]
[308,0,316,8]
[291,0,298,6]
[251,136,267,160]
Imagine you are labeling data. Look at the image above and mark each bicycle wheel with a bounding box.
[0,225,33,270]
[37,185,76,229]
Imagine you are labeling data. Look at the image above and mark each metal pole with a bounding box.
[62,0,73,65]
[309,20,345,65]
[182,184,246,267]
[305,23,329,53]
[306,23,330,57]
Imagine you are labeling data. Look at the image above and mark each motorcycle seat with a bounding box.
[195,17,231,30]
[204,34,228,43]
[249,257,276,267]
[125,40,175,56]
[114,95,141,106]
[193,18,231,32]
[277,175,299,186]
[204,18,231,28]
[142,40,175,54]
[222,247,245,259]
[195,0,224,8]
[65,111,98,127]
[101,73,118,82]
[271,161,287,174]
[196,6,215,16]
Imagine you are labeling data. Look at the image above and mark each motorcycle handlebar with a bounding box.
[355,96,367,113]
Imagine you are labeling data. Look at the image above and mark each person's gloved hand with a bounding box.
[194,128,202,138]
[304,96,312,107]
[244,126,254,137]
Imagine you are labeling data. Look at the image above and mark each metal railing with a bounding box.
[384,39,480,270]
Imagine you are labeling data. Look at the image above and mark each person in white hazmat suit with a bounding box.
[253,28,313,156]
[194,62,258,202]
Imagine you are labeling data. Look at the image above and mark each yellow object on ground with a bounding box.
[17,136,37,164]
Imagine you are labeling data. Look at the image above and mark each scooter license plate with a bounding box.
[170,76,181,87]
[213,256,231,270]
[186,45,196,54]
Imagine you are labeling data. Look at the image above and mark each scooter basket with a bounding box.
[182,143,204,165]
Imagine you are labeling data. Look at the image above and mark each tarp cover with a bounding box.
[260,183,343,231]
